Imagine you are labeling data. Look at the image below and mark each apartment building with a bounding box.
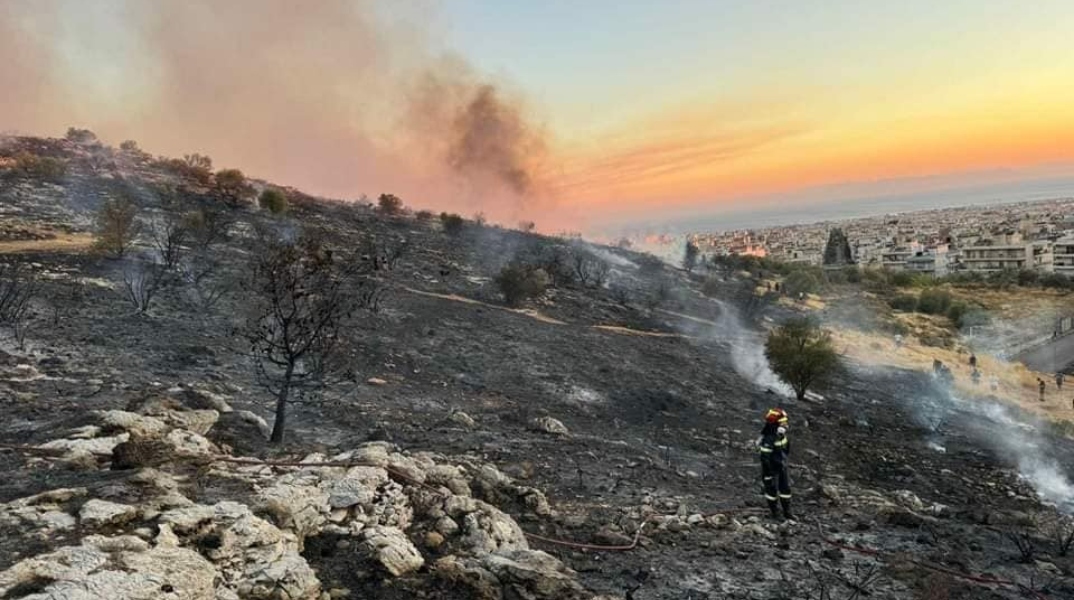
[960,232,1055,273]
[1055,235,1074,276]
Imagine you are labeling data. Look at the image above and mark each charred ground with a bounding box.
[1,135,1073,599]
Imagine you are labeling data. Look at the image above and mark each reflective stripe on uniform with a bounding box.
[764,495,778,501]
[778,493,792,499]
[773,439,788,448]
[758,447,773,453]
[763,476,774,481]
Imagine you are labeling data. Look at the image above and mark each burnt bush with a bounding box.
[440,212,465,236]
[377,193,403,215]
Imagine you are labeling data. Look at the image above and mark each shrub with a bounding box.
[119,140,140,152]
[214,169,252,205]
[12,152,66,181]
[889,294,918,312]
[946,301,968,327]
[683,241,699,272]
[378,193,403,215]
[518,221,536,233]
[916,288,952,315]
[701,278,722,297]
[440,212,465,236]
[843,266,862,284]
[94,195,140,258]
[1017,269,1039,287]
[258,188,289,214]
[765,317,842,401]
[415,210,435,221]
[890,271,917,287]
[782,270,821,297]
[494,264,548,306]
[65,127,98,143]
[1041,272,1073,289]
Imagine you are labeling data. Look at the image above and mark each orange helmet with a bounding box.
[765,408,788,425]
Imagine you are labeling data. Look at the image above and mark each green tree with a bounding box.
[494,264,549,306]
[782,270,821,297]
[258,188,289,214]
[765,318,841,401]
[94,195,140,258]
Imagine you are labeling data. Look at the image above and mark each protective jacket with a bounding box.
[757,423,792,518]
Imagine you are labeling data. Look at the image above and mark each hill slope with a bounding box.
[1,135,1073,599]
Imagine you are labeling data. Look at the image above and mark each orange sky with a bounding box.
[4,1,1074,232]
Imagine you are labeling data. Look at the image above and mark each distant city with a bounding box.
[680,197,1074,277]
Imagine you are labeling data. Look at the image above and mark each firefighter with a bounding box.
[757,408,793,520]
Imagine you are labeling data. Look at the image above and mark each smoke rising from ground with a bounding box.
[0,0,551,225]
[870,363,1074,512]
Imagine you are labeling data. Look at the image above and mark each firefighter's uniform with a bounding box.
[758,409,793,520]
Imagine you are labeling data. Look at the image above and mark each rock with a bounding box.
[455,498,530,553]
[207,410,271,456]
[366,377,388,386]
[96,410,169,438]
[529,417,569,436]
[449,410,476,429]
[158,409,220,436]
[484,550,586,600]
[822,547,844,561]
[170,387,234,413]
[327,466,389,509]
[359,526,425,577]
[425,531,445,550]
[425,464,472,496]
[258,475,331,544]
[885,507,926,528]
[893,489,925,512]
[686,513,704,526]
[164,428,217,457]
[39,433,129,460]
[0,489,86,534]
[435,516,460,536]
[594,528,633,547]
[0,535,216,600]
[79,499,138,527]
[434,555,501,600]
[111,437,172,470]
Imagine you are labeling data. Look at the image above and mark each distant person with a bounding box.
[933,359,942,374]
[798,291,805,302]
[990,375,999,392]
[971,369,981,386]
[969,353,977,369]
[1039,378,1046,402]
[757,408,793,521]
[1057,373,1065,391]
[894,334,903,348]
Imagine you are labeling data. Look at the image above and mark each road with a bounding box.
[1014,332,1074,374]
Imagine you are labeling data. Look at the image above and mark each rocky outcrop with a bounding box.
[529,416,569,435]
[0,535,217,600]
[6,409,591,600]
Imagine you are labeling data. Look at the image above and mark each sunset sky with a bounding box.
[4,1,1074,232]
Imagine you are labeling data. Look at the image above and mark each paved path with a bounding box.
[1014,332,1074,373]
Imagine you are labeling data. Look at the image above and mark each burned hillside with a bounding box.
[1,135,1073,599]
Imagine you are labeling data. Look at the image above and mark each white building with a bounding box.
[1054,235,1074,276]
[960,232,1054,273]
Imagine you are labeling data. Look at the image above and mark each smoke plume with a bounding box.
[0,0,552,225]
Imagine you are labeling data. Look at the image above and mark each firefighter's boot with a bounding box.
[767,500,782,520]
[780,498,794,521]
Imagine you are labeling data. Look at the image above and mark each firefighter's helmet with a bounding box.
[764,408,788,425]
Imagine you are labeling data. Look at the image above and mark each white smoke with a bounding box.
[668,294,793,396]
[920,380,1074,512]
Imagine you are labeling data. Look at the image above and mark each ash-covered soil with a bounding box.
[1,136,1073,599]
